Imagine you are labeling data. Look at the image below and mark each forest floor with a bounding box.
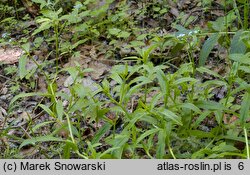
[0,0,249,159]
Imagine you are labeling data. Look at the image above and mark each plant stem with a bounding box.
[54,22,59,74]
[168,144,176,159]
[244,127,250,159]
[244,0,249,29]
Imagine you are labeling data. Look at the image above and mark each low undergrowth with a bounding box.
[0,0,250,159]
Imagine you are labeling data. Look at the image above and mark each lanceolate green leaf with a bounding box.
[173,77,198,85]
[240,92,250,126]
[159,109,182,126]
[39,104,56,118]
[196,67,222,79]
[92,123,112,144]
[18,55,28,79]
[108,134,130,158]
[136,128,160,145]
[56,100,64,121]
[19,135,64,149]
[32,121,55,133]
[10,92,51,107]
[194,100,226,111]
[156,129,166,159]
[177,103,201,114]
[199,33,220,66]
[192,111,211,129]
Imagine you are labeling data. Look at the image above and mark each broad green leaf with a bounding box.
[118,31,130,38]
[110,72,123,84]
[101,79,110,93]
[33,37,43,48]
[240,92,250,126]
[56,100,64,121]
[129,40,145,47]
[72,84,86,97]
[32,20,51,36]
[79,10,90,18]
[214,110,223,125]
[199,33,220,66]
[63,141,72,159]
[108,28,121,35]
[156,69,168,92]
[229,53,250,65]
[18,55,28,79]
[66,67,79,81]
[209,12,236,31]
[176,63,193,75]
[74,23,89,32]
[239,66,250,73]
[41,8,62,19]
[211,142,238,152]
[60,12,81,24]
[230,30,246,54]
[21,43,30,53]
[32,0,47,9]
[174,24,189,35]
[19,135,64,149]
[137,34,148,40]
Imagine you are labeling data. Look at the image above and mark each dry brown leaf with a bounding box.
[90,46,97,59]
[0,47,24,64]
[88,61,110,80]
[82,77,99,91]
[63,55,91,69]
[20,147,39,157]
[20,111,30,122]
[0,106,7,126]
[37,75,47,92]
[223,114,238,124]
